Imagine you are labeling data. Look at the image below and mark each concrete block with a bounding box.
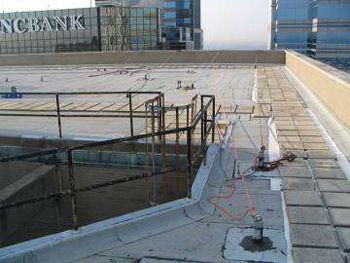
[313,168,346,179]
[309,159,340,169]
[324,193,350,208]
[300,137,326,143]
[329,209,350,227]
[287,207,329,225]
[298,131,322,137]
[337,227,350,252]
[278,136,302,142]
[279,167,312,178]
[295,126,319,131]
[223,227,286,262]
[290,224,338,248]
[280,159,307,167]
[303,143,329,151]
[278,130,299,136]
[307,150,336,159]
[284,190,322,206]
[293,248,344,263]
[282,178,313,191]
[318,179,350,193]
[280,142,304,150]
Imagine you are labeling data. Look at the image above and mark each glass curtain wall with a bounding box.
[99,7,159,51]
[0,6,160,54]
[271,0,313,53]
[312,0,350,59]
[162,0,195,49]
[0,8,100,54]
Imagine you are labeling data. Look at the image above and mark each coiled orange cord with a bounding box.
[208,120,258,220]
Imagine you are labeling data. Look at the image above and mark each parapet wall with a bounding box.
[285,50,350,128]
[0,50,285,66]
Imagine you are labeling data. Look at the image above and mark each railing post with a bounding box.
[200,96,204,146]
[204,106,207,143]
[175,107,180,191]
[128,92,134,137]
[151,101,156,205]
[55,94,62,139]
[67,150,78,230]
[186,104,190,127]
[212,97,216,143]
[187,127,192,198]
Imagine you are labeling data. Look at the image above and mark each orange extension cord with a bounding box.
[207,119,258,220]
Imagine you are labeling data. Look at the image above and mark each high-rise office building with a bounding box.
[97,0,203,50]
[308,0,350,60]
[162,0,202,50]
[270,0,350,61]
[0,6,161,54]
[95,0,162,8]
[270,0,313,54]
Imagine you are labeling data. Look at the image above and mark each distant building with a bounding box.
[270,0,313,54]
[95,0,162,8]
[308,0,350,59]
[270,0,350,60]
[97,0,203,50]
[0,6,161,54]
[162,0,202,50]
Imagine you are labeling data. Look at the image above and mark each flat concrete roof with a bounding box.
[0,64,255,139]
[1,52,350,263]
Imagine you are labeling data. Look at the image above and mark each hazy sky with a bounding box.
[0,0,269,50]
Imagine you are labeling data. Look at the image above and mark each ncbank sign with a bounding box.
[0,15,86,34]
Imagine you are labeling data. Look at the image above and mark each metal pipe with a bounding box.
[200,96,204,147]
[0,170,174,210]
[128,93,134,137]
[176,107,180,191]
[186,105,190,127]
[0,91,161,95]
[67,150,78,230]
[253,215,264,242]
[212,97,216,143]
[0,96,216,156]
[145,104,151,207]
[56,94,62,139]
[151,101,156,205]
[187,127,192,198]
[0,113,155,118]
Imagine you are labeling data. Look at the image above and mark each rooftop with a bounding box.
[0,50,350,263]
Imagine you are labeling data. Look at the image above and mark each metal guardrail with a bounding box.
[0,94,216,232]
[0,91,163,138]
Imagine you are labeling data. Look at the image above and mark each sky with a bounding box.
[0,0,269,50]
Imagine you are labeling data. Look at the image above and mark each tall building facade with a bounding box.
[270,0,313,54]
[97,0,203,50]
[162,0,202,50]
[271,0,350,60]
[309,0,350,59]
[0,6,161,54]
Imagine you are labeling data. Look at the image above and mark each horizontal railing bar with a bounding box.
[0,95,216,164]
[0,149,63,163]
[0,91,161,95]
[0,170,175,210]
[0,114,155,118]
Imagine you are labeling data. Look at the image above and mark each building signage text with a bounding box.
[0,15,86,34]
